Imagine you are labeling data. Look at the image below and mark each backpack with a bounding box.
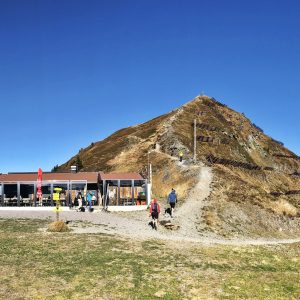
[168,192,177,203]
[152,202,158,213]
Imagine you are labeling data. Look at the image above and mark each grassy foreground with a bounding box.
[0,219,299,300]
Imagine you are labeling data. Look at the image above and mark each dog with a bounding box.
[78,206,85,212]
[148,221,154,229]
[165,207,172,217]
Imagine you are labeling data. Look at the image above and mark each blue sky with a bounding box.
[1,0,300,173]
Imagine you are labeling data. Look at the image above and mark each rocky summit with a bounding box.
[59,96,300,237]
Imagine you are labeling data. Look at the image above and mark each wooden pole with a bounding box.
[56,201,59,221]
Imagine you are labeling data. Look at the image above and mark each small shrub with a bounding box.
[271,138,284,146]
[47,220,70,232]
[204,211,218,226]
[270,200,298,217]
[253,123,264,133]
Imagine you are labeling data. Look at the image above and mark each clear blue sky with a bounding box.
[1,0,300,173]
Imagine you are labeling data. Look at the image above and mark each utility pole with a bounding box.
[147,151,149,170]
[147,151,152,183]
[194,119,197,162]
[146,151,152,205]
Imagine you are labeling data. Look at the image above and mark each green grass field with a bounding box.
[0,218,299,299]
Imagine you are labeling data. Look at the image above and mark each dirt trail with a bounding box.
[175,165,212,238]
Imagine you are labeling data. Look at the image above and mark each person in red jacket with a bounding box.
[149,198,160,230]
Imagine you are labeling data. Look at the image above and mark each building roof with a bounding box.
[98,172,144,180]
[0,172,99,183]
[0,171,144,183]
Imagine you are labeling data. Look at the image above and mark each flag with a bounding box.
[37,168,43,199]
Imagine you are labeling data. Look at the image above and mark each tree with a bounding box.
[76,156,83,171]
[51,164,59,172]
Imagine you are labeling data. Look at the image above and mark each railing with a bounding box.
[206,155,274,171]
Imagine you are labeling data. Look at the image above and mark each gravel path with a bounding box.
[1,165,300,246]
[1,209,300,246]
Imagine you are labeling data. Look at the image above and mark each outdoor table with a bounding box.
[10,198,18,206]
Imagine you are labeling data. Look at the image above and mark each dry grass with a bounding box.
[269,199,298,217]
[48,220,70,232]
[1,218,300,299]
[203,210,219,227]
[152,155,198,199]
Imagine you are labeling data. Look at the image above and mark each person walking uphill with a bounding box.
[149,198,161,230]
[168,188,177,217]
[179,151,183,162]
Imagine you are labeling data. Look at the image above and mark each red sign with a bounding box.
[37,168,43,197]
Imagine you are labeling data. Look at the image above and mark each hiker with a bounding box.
[92,193,97,204]
[167,188,177,217]
[86,191,93,211]
[149,198,160,230]
[76,194,82,208]
[179,151,183,162]
[75,191,82,208]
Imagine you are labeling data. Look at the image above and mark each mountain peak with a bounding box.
[58,95,300,237]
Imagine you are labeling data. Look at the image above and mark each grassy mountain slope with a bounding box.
[59,96,300,237]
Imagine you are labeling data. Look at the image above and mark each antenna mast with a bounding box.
[194,119,197,162]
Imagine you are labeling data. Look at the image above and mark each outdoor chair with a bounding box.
[4,197,10,206]
[121,198,134,205]
[42,199,48,206]
[22,198,30,206]
[10,198,18,206]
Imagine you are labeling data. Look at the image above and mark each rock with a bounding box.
[164,223,180,230]
[159,220,172,226]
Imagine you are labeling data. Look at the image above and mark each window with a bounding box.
[106,180,118,206]
[0,184,3,206]
[3,184,18,206]
[119,180,133,205]
[41,183,52,206]
[70,181,87,205]
[134,180,146,204]
[20,184,34,206]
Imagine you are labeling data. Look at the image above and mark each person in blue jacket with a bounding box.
[167,188,177,217]
[86,191,93,211]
